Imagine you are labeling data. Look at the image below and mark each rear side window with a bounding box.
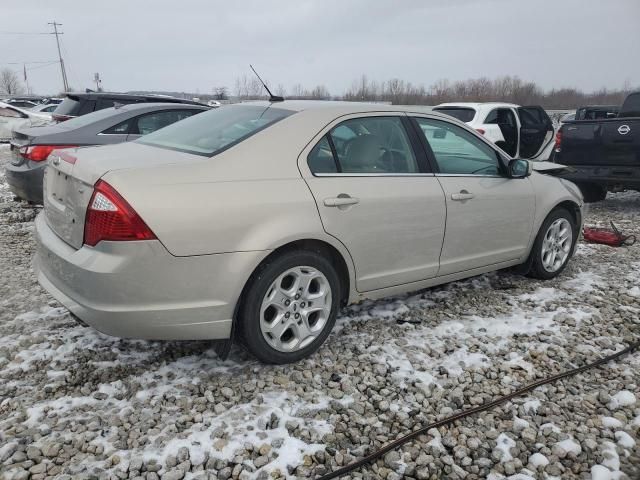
[433,107,476,123]
[308,116,418,174]
[132,110,199,135]
[101,119,132,135]
[137,105,293,156]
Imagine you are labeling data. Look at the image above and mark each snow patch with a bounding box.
[495,433,516,462]
[601,416,623,429]
[608,390,636,409]
[528,452,549,468]
[614,431,635,449]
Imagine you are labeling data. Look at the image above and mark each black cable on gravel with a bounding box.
[315,339,640,479]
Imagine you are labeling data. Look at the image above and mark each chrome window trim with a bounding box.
[97,132,129,136]
[313,172,435,178]
[434,173,504,178]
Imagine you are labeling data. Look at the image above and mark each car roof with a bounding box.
[64,92,205,105]
[238,100,435,114]
[113,102,209,112]
[434,102,521,109]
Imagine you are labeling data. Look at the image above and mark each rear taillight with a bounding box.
[52,114,73,122]
[554,131,562,152]
[19,145,77,162]
[475,128,486,135]
[84,180,156,247]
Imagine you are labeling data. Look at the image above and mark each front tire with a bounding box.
[527,208,577,280]
[238,250,341,364]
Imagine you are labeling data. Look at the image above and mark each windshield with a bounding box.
[433,107,476,123]
[137,104,294,156]
[53,106,124,129]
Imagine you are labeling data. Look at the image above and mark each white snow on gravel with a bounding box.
[614,431,635,449]
[527,452,549,468]
[495,433,516,462]
[601,416,624,429]
[608,390,636,409]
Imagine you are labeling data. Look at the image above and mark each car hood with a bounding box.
[531,161,574,174]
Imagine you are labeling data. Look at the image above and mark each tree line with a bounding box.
[234,74,636,109]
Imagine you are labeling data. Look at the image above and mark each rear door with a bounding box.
[300,113,447,292]
[517,106,554,158]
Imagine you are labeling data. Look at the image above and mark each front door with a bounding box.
[301,114,447,292]
[412,116,535,276]
[517,106,554,158]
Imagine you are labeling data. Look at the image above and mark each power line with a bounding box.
[0,31,53,35]
[0,61,59,65]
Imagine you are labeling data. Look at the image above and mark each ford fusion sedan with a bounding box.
[6,102,207,203]
[34,101,584,364]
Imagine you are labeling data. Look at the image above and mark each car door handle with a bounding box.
[451,191,475,201]
[324,195,360,207]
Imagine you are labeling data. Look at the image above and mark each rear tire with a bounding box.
[238,250,341,364]
[527,208,578,280]
[578,183,607,203]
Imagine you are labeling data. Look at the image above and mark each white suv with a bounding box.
[433,102,556,160]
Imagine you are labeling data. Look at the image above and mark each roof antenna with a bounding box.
[250,64,284,102]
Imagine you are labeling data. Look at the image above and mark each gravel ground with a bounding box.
[0,143,639,480]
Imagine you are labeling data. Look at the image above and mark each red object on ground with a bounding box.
[583,222,636,247]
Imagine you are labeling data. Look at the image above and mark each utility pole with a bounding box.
[48,21,69,92]
[93,72,102,91]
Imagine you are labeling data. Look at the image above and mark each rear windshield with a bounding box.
[137,104,294,156]
[433,107,476,123]
[53,96,82,116]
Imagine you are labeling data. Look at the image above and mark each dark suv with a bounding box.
[52,92,205,122]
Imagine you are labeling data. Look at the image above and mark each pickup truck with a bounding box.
[552,91,640,202]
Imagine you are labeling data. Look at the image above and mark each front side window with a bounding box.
[308,116,418,174]
[415,118,501,176]
[138,105,293,156]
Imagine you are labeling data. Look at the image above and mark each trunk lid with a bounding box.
[43,142,201,249]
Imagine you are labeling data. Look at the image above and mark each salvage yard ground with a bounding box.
[0,144,638,480]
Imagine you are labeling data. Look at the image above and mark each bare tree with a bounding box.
[0,68,25,95]
[213,86,228,100]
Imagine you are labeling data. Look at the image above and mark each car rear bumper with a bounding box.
[34,212,269,340]
[559,165,640,190]
[5,161,45,204]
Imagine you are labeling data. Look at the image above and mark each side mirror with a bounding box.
[508,158,531,178]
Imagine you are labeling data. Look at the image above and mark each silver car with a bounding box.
[34,101,584,363]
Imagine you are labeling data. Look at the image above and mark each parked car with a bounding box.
[51,92,206,122]
[559,112,576,124]
[575,105,619,120]
[0,101,51,142]
[433,102,555,160]
[5,99,39,109]
[6,102,208,203]
[30,103,59,114]
[34,101,583,364]
[552,92,640,202]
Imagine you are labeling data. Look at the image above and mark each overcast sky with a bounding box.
[3,0,640,96]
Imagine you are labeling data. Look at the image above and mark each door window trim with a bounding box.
[408,115,509,178]
[306,114,432,177]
